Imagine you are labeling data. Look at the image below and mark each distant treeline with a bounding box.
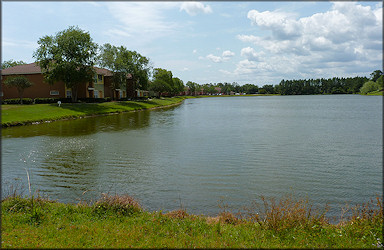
[275,76,369,95]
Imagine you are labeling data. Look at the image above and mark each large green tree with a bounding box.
[186,81,200,96]
[2,60,27,69]
[149,68,173,97]
[99,43,151,99]
[171,77,185,96]
[3,75,33,104]
[33,26,98,102]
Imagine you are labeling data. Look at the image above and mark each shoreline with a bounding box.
[2,194,382,248]
[1,96,191,128]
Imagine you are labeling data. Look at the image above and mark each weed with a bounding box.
[92,193,142,217]
[165,209,189,219]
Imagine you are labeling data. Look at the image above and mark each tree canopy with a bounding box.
[2,60,27,69]
[33,26,98,102]
[99,43,151,95]
[149,68,174,96]
[3,75,33,104]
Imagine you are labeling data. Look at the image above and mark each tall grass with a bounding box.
[2,188,383,248]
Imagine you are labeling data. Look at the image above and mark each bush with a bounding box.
[92,193,142,217]
[78,98,110,103]
[360,81,380,94]
[2,98,33,105]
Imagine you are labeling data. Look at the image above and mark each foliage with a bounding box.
[2,59,27,69]
[360,80,380,94]
[99,43,151,98]
[149,68,173,96]
[2,98,33,105]
[34,98,72,104]
[2,194,382,248]
[370,70,383,82]
[33,26,98,102]
[186,81,200,95]
[171,77,185,96]
[277,76,369,95]
[93,193,142,217]
[203,83,218,95]
[3,75,34,104]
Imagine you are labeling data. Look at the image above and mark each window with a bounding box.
[66,90,72,98]
[94,90,99,98]
[98,74,103,81]
[50,90,59,96]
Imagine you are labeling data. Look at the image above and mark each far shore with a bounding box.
[2,93,379,128]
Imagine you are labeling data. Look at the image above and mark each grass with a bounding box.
[2,191,382,248]
[366,90,383,96]
[1,97,189,127]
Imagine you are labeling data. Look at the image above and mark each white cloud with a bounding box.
[206,54,223,63]
[237,1,382,80]
[193,49,197,54]
[180,2,212,16]
[222,50,235,58]
[240,47,264,61]
[206,50,235,63]
[106,2,179,41]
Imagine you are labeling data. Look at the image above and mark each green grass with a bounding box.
[2,193,382,248]
[1,97,189,127]
[366,90,383,96]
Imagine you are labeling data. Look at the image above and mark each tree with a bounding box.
[370,70,383,82]
[99,44,152,98]
[171,77,184,96]
[33,26,98,102]
[3,75,33,104]
[360,80,380,94]
[2,60,27,69]
[186,81,200,95]
[149,68,173,97]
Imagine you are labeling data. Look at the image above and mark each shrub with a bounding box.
[2,98,33,105]
[92,193,142,217]
[360,81,380,94]
[78,98,110,103]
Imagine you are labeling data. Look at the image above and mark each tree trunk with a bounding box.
[71,85,78,102]
[18,88,24,104]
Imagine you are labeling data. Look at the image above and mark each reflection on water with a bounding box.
[2,96,382,219]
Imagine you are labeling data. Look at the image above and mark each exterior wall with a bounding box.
[94,74,104,98]
[1,74,66,99]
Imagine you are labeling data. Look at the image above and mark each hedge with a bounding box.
[2,98,33,104]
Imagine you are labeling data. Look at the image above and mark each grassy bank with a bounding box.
[1,97,191,127]
[2,193,382,248]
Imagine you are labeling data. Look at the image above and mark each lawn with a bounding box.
[1,97,188,127]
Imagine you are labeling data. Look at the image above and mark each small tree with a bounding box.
[3,75,33,104]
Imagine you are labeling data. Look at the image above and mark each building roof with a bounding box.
[1,62,129,77]
[1,62,42,75]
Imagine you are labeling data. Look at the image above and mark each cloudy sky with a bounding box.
[2,1,382,85]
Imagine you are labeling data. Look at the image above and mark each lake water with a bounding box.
[2,95,382,220]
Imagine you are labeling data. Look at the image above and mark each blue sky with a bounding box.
[2,1,382,86]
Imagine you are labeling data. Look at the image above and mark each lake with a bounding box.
[2,95,382,220]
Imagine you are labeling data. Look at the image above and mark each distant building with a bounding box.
[1,62,137,100]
